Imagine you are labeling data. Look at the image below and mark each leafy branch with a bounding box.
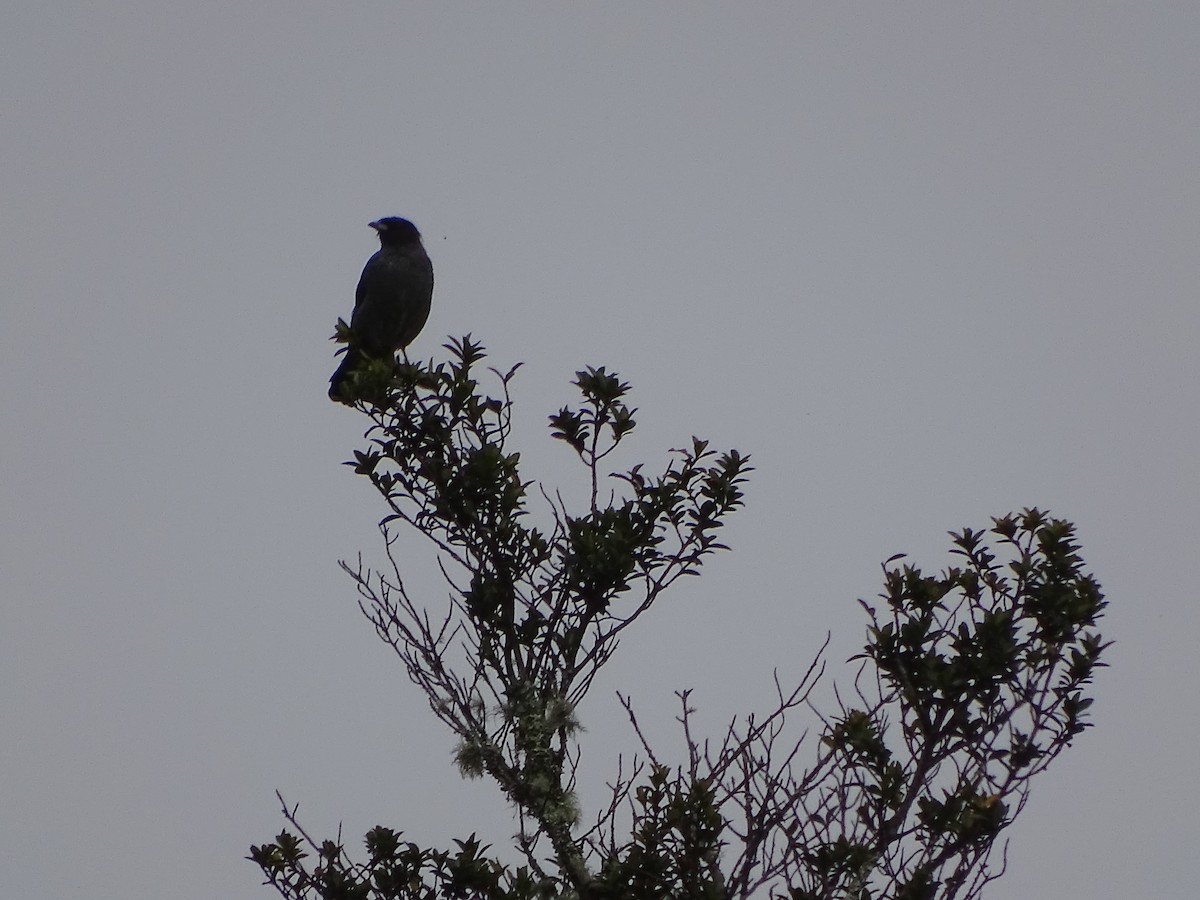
[252,338,1108,900]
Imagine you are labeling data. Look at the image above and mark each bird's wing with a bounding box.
[349,247,434,356]
[351,249,383,318]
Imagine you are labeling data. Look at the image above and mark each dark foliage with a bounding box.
[253,338,1108,900]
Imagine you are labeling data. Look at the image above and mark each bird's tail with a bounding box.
[327,349,362,403]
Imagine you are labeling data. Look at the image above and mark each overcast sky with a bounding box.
[3,4,1197,899]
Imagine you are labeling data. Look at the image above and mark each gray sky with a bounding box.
[3,4,1197,898]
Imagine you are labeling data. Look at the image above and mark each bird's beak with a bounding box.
[368,220,386,232]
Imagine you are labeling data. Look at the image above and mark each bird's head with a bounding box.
[369,217,422,247]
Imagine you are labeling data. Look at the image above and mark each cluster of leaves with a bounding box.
[588,765,726,900]
[695,510,1109,899]
[251,819,557,900]
[254,338,749,897]
[343,339,750,708]
[252,338,1109,900]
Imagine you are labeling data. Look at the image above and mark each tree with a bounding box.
[251,337,1108,900]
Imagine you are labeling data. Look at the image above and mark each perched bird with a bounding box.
[328,217,434,402]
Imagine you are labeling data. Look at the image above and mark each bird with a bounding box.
[328,216,434,402]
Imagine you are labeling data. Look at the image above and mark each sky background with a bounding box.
[3,3,1197,898]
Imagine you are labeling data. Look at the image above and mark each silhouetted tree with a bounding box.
[251,337,1108,900]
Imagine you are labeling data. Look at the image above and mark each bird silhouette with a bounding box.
[328,217,434,403]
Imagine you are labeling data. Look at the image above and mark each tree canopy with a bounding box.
[252,337,1108,900]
